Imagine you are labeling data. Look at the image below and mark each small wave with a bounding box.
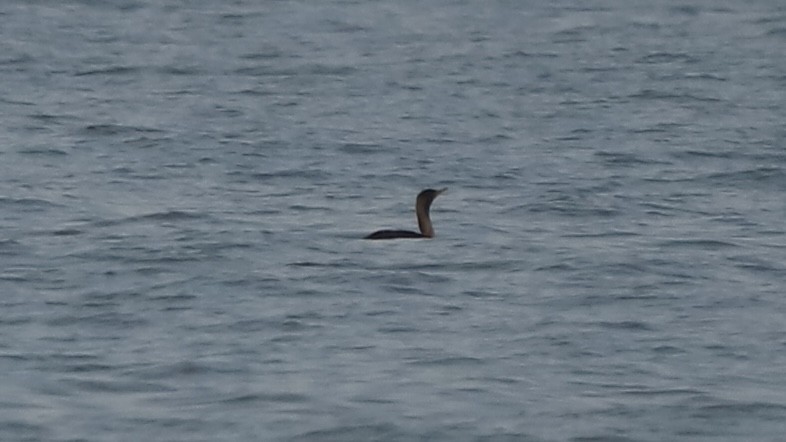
[683,72,727,81]
[594,151,653,166]
[504,50,559,59]
[0,314,31,326]
[562,230,640,239]
[657,238,739,250]
[27,112,76,123]
[728,257,783,274]
[66,377,172,394]
[704,166,785,184]
[239,49,285,61]
[290,423,401,442]
[156,65,203,76]
[766,27,786,37]
[74,66,141,77]
[17,147,69,156]
[407,356,484,366]
[288,261,335,268]
[528,202,619,218]
[637,52,697,64]
[325,19,369,34]
[303,63,358,76]
[252,168,330,181]
[0,53,35,65]
[696,400,786,420]
[51,228,83,236]
[597,321,654,331]
[0,197,62,210]
[339,142,379,154]
[671,149,734,159]
[234,66,297,77]
[629,89,721,102]
[122,135,172,149]
[80,123,164,136]
[0,240,25,258]
[93,210,208,227]
[618,386,701,396]
[553,26,597,43]
[223,392,309,404]
[652,345,687,355]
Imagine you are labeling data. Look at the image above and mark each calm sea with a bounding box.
[2,1,785,441]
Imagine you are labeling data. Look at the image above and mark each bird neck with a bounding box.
[416,201,434,237]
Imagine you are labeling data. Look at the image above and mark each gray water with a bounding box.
[2,1,786,441]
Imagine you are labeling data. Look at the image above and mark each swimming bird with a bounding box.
[364,188,447,240]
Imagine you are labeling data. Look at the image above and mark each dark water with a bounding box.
[2,1,786,441]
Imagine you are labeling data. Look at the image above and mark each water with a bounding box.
[2,1,785,440]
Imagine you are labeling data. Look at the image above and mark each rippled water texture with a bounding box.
[2,1,785,441]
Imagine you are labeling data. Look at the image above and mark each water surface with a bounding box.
[1,1,785,441]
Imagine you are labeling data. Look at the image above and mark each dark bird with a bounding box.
[364,188,447,240]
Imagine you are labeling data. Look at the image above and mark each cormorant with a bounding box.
[364,188,446,240]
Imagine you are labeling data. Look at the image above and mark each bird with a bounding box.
[364,188,446,240]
